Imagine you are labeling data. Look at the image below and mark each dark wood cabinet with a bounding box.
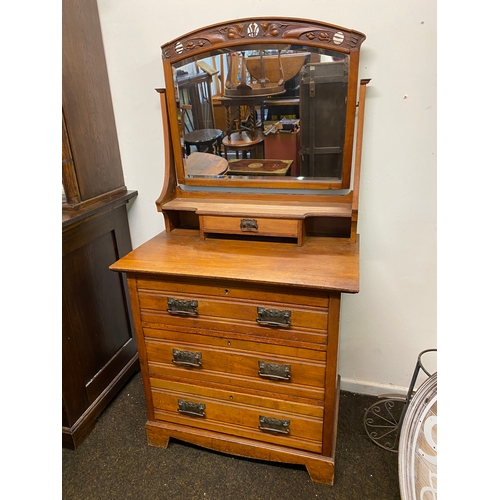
[62,0,139,449]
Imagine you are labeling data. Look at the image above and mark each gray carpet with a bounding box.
[62,372,400,499]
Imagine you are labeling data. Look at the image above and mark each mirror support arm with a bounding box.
[155,88,178,222]
[350,79,371,242]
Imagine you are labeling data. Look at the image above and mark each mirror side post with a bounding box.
[155,88,181,231]
[342,49,360,188]
[350,79,371,243]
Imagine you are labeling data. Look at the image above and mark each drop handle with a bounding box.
[256,307,291,328]
[258,361,291,381]
[240,218,258,231]
[259,416,290,434]
[177,399,206,417]
[167,297,198,316]
[172,348,202,368]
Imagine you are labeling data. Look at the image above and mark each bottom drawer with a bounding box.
[150,378,324,454]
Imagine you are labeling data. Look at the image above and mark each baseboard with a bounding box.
[340,377,408,396]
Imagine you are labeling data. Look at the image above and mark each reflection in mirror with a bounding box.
[172,46,349,182]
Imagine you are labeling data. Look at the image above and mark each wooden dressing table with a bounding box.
[111,17,369,485]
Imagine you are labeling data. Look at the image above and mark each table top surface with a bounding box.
[222,131,265,147]
[184,129,223,144]
[110,229,359,293]
[185,152,228,176]
[227,159,292,175]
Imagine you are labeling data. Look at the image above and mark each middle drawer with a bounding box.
[144,328,326,402]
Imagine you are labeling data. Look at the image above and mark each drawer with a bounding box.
[150,378,324,453]
[144,329,326,401]
[201,215,303,241]
[137,277,329,308]
[137,279,329,347]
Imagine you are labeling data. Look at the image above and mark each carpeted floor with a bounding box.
[62,372,400,499]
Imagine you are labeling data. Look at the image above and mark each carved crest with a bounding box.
[161,18,365,61]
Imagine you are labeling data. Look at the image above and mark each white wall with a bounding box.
[97,0,437,395]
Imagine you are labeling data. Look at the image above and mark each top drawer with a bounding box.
[137,277,330,347]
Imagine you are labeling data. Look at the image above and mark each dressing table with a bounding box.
[110,17,369,485]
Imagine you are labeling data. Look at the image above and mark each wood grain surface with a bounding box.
[110,229,359,293]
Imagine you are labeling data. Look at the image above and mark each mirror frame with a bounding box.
[161,17,366,191]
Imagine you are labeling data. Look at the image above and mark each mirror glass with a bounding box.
[171,44,350,183]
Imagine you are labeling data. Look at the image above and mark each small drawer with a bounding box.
[201,215,303,242]
[150,378,324,453]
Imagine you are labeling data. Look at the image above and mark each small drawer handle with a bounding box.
[178,399,205,417]
[167,297,198,316]
[172,348,202,368]
[258,361,291,381]
[256,307,291,328]
[259,416,290,434]
[240,218,258,232]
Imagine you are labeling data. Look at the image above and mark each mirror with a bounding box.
[161,19,366,190]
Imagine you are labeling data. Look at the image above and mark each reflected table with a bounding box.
[227,159,292,176]
[184,129,223,156]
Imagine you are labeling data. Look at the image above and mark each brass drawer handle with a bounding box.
[172,348,202,367]
[259,416,290,434]
[178,399,206,417]
[240,218,258,232]
[167,297,198,316]
[258,361,291,381]
[256,307,291,328]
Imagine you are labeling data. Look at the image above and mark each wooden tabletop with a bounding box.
[110,229,359,293]
[227,159,292,175]
[184,129,223,145]
[185,152,228,176]
[222,131,265,148]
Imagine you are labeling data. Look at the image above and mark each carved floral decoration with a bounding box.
[162,20,362,61]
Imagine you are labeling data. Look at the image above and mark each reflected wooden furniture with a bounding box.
[219,95,266,158]
[300,61,348,178]
[111,17,368,486]
[219,95,265,137]
[62,0,139,449]
[264,97,300,121]
[222,130,265,159]
[227,159,292,176]
[185,152,228,177]
[184,128,223,156]
[264,130,301,176]
[176,71,216,132]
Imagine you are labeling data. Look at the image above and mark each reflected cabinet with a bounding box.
[111,17,369,485]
